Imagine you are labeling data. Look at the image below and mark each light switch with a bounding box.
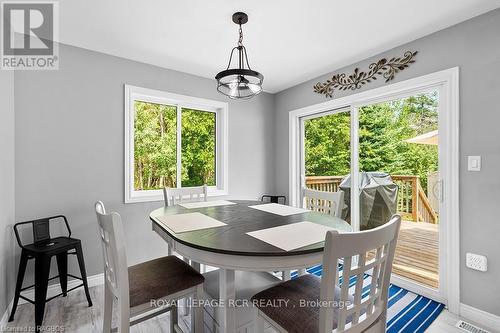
[468,156,481,171]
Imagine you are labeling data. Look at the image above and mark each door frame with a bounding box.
[288,67,460,314]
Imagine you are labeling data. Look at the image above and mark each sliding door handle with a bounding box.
[432,179,444,203]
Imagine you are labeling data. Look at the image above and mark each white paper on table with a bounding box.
[248,203,310,216]
[156,212,226,233]
[178,200,236,209]
[246,221,334,251]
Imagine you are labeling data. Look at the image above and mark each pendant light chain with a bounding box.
[238,23,244,70]
[237,22,253,71]
[238,23,243,47]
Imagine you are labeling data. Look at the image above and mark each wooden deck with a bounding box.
[393,220,439,288]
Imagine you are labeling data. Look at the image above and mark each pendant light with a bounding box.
[215,12,264,99]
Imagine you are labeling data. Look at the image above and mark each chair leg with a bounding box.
[255,311,265,333]
[192,284,204,332]
[9,250,29,322]
[103,284,113,333]
[75,243,92,307]
[56,252,68,296]
[34,255,51,333]
[183,297,191,317]
[117,299,130,333]
[184,261,200,319]
[170,303,178,333]
[182,255,191,314]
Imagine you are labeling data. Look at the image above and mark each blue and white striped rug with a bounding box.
[291,265,444,333]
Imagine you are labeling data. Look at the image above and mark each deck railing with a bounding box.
[305,175,438,224]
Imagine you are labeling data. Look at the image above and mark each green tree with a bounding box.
[133,102,216,190]
[134,101,177,190]
[304,111,351,177]
[304,92,439,190]
[181,108,216,187]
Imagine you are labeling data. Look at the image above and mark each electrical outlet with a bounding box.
[466,253,487,272]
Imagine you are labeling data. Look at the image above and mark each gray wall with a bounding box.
[274,9,500,315]
[14,43,275,280]
[0,70,16,316]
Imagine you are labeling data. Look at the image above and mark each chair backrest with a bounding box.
[13,215,71,248]
[302,187,344,218]
[163,185,208,206]
[95,201,130,305]
[261,195,286,205]
[319,215,401,333]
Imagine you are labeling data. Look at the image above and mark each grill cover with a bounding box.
[339,172,398,230]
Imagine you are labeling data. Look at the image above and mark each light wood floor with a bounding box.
[4,284,188,333]
[393,220,439,288]
[2,284,475,333]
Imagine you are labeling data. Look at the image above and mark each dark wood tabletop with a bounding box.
[150,200,352,257]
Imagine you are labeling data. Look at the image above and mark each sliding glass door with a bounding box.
[299,90,443,298]
[358,92,440,291]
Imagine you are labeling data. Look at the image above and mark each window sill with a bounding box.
[125,188,228,204]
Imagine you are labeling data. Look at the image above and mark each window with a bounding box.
[125,85,228,203]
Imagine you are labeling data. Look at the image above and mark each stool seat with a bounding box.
[24,237,81,254]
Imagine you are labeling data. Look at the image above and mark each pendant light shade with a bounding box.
[215,12,264,99]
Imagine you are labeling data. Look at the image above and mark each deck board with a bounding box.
[393,220,439,288]
[367,220,439,288]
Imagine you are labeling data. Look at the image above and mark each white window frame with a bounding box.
[289,68,460,314]
[124,85,229,203]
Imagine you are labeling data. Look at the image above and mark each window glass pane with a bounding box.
[181,108,216,187]
[303,110,351,221]
[358,91,439,289]
[134,101,177,190]
[304,111,351,177]
[358,91,439,229]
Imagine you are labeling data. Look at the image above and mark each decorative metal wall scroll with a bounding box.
[313,51,417,98]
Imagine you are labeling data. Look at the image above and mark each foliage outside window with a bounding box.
[134,102,216,191]
[134,102,177,190]
[304,92,438,190]
[181,108,216,187]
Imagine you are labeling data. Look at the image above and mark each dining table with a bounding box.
[149,200,352,333]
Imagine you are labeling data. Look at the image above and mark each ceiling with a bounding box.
[59,0,500,93]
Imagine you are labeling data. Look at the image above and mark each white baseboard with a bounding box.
[0,273,104,328]
[460,303,500,333]
[0,298,14,328]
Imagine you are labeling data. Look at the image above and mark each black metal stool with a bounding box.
[261,195,287,205]
[9,215,92,332]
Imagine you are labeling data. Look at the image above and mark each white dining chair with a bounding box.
[162,184,209,260]
[302,187,345,218]
[252,215,401,333]
[162,185,209,315]
[95,201,205,333]
[163,185,208,206]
